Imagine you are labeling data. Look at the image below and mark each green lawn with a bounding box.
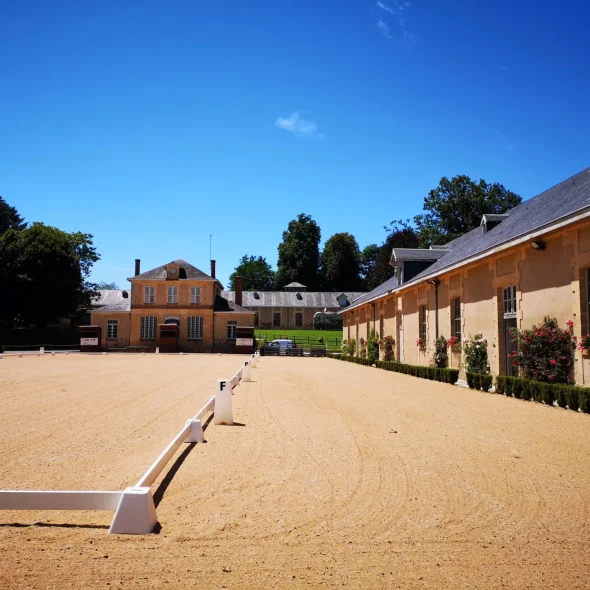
[255,328,342,350]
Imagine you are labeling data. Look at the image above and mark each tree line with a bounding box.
[229,175,522,292]
[0,197,99,330]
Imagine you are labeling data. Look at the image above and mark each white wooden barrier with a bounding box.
[0,360,251,534]
[0,490,123,511]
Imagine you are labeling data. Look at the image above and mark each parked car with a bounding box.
[267,339,296,349]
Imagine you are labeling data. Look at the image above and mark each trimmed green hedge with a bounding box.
[327,353,459,384]
[466,372,493,392]
[494,375,590,413]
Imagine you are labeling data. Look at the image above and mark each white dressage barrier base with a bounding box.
[0,359,251,535]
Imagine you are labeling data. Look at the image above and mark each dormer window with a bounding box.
[296,292,303,300]
[166,263,179,280]
[122,290,129,299]
[253,292,260,299]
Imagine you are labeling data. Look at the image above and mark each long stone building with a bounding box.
[222,283,364,329]
[342,167,590,384]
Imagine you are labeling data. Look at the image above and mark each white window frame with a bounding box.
[140,316,157,339]
[167,286,178,304]
[190,286,201,304]
[144,286,155,304]
[503,286,517,318]
[452,297,462,341]
[187,316,203,340]
[295,312,303,327]
[420,305,427,341]
[227,320,237,340]
[107,319,118,339]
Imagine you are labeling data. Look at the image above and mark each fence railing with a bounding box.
[256,334,341,350]
[0,353,259,535]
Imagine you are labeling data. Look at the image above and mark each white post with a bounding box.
[243,360,251,382]
[108,487,158,535]
[156,347,159,354]
[251,354,257,368]
[40,347,45,354]
[185,419,204,443]
[214,379,233,425]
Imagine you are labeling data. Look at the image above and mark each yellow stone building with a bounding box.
[342,167,590,384]
[90,259,254,352]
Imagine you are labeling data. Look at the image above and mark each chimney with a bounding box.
[235,275,243,307]
[210,259,216,279]
[135,259,141,276]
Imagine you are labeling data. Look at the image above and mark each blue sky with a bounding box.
[1,0,589,289]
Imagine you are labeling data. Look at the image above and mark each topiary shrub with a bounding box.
[579,389,590,413]
[554,384,567,408]
[481,374,493,392]
[540,383,554,406]
[495,375,506,394]
[566,387,579,411]
[367,329,379,363]
[433,335,448,368]
[466,372,475,389]
[510,317,574,384]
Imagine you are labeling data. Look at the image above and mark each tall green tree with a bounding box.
[360,243,379,290]
[320,233,362,291]
[275,213,321,289]
[0,223,99,329]
[0,196,27,235]
[366,221,420,291]
[229,255,275,291]
[413,175,522,247]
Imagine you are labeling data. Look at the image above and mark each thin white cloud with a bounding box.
[275,112,323,138]
[402,30,418,46]
[376,19,392,39]
[376,1,395,15]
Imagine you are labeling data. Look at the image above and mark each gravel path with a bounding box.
[1,355,589,588]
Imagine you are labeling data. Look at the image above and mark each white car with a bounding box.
[267,339,296,349]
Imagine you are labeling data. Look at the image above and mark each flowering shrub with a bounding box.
[379,335,395,361]
[359,337,367,359]
[432,335,448,368]
[367,329,379,363]
[341,339,356,356]
[416,336,426,349]
[577,333,590,352]
[510,317,574,383]
[463,333,488,374]
[446,335,460,349]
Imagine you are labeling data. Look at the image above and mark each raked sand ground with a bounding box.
[0,354,589,589]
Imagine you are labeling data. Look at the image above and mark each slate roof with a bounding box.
[391,248,449,262]
[339,275,399,311]
[213,295,253,313]
[221,291,365,309]
[129,259,214,281]
[345,167,590,312]
[90,290,131,313]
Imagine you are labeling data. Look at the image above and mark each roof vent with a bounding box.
[481,213,510,233]
[296,292,303,300]
[122,290,129,298]
[253,291,260,299]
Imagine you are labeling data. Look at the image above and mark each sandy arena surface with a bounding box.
[0,354,589,589]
